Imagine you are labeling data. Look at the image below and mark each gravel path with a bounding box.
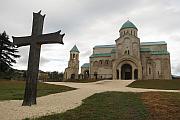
[0,80,179,120]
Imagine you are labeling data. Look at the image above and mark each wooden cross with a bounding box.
[12,11,65,106]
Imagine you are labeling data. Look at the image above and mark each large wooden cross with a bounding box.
[12,11,65,106]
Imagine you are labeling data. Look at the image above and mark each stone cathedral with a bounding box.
[65,20,172,80]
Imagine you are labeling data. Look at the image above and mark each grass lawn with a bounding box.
[0,80,76,100]
[29,92,147,120]
[127,79,180,90]
[27,92,180,120]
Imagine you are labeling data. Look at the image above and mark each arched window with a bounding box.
[131,30,132,35]
[99,60,103,65]
[73,54,75,59]
[128,50,130,55]
[105,60,109,65]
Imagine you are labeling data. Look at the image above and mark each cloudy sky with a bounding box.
[0,0,180,75]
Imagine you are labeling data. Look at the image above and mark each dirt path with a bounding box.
[0,80,179,120]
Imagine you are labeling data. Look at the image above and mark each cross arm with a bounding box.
[12,36,31,47]
[36,30,65,45]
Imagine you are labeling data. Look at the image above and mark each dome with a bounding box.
[120,20,137,30]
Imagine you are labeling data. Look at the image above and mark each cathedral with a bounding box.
[64,20,172,80]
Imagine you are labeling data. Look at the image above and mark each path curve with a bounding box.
[0,80,179,120]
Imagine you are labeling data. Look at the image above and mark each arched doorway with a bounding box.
[84,70,89,79]
[134,69,138,80]
[121,64,132,80]
[71,74,75,79]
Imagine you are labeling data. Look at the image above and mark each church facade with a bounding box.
[82,20,171,80]
[65,20,172,80]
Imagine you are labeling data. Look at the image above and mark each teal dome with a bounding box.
[120,20,137,30]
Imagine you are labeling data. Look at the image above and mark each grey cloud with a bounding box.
[80,50,92,58]
[0,0,180,75]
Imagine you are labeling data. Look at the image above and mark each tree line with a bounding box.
[0,31,64,81]
[0,31,20,79]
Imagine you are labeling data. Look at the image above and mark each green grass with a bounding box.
[30,92,148,120]
[0,80,76,100]
[127,80,180,90]
[27,92,180,120]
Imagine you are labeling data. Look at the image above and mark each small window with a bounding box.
[124,50,127,54]
[149,67,151,74]
[131,30,132,35]
[128,50,130,55]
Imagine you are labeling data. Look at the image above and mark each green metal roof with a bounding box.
[140,46,169,55]
[81,63,90,68]
[90,53,112,58]
[120,20,137,30]
[94,44,115,48]
[140,48,151,52]
[150,51,169,55]
[70,45,79,53]
[140,41,167,46]
[93,41,167,49]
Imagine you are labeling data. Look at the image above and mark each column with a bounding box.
[132,68,134,80]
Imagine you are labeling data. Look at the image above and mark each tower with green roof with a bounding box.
[64,45,80,80]
[119,20,138,37]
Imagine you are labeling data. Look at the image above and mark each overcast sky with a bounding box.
[0,0,180,75]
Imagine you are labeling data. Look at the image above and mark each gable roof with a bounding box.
[141,41,167,46]
[70,45,79,53]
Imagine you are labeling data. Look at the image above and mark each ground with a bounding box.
[0,80,179,120]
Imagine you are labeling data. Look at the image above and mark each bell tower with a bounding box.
[68,45,79,69]
[64,45,80,80]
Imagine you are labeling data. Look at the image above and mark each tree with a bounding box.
[0,31,20,73]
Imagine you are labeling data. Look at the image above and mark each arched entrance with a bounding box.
[71,74,75,79]
[84,70,89,79]
[121,64,132,80]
